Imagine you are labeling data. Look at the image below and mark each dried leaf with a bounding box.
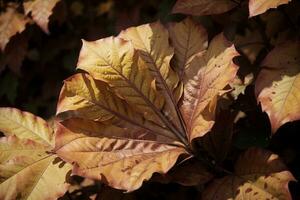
[202,148,295,200]
[181,33,239,141]
[55,120,186,192]
[172,0,237,16]
[168,17,208,79]
[23,0,60,33]
[0,5,29,51]
[255,41,300,133]
[249,0,291,17]
[0,108,71,200]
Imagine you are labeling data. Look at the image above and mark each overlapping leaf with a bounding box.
[0,5,29,51]
[249,0,291,17]
[172,0,237,16]
[180,33,239,141]
[0,107,71,200]
[23,0,60,33]
[255,41,300,133]
[55,19,239,192]
[202,148,295,200]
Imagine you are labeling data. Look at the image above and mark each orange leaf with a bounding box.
[249,0,291,17]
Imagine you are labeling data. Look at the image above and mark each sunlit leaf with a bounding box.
[0,108,72,200]
[23,0,60,33]
[249,0,291,17]
[181,33,239,141]
[55,120,186,192]
[0,4,29,51]
[202,148,295,200]
[255,41,300,133]
[172,0,237,16]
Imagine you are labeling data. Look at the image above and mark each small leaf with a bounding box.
[255,41,300,133]
[249,0,291,17]
[181,33,239,141]
[0,107,53,146]
[23,0,60,33]
[202,148,295,200]
[172,0,237,16]
[0,4,29,51]
[55,121,186,192]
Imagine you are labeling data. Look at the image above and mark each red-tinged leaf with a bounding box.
[172,0,237,16]
[23,0,60,34]
[0,5,29,51]
[202,148,295,200]
[181,33,239,141]
[255,41,300,133]
[55,120,187,192]
[249,0,291,17]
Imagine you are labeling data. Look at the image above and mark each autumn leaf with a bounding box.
[23,0,60,33]
[172,0,237,16]
[0,4,29,51]
[181,33,239,141]
[202,148,295,200]
[55,119,186,192]
[255,41,300,133]
[0,107,72,200]
[249,0,291,17]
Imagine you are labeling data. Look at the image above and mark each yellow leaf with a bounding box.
[0,136,71,200]
[249,0,291,17]
[202,148,295,200]
[55,121,186,192]
[181,33,239,141]
[255,41,300,133]
[119,22,185,137]
[23,0,60,33]
[57,73,178,141]
[168,17,208,79]
[0,107,53,146]
[0,5,29,51]
[172,0,237,16]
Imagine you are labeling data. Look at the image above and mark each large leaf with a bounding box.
[249,0,291,17]
[0,108,71,200]
[57,73,177,141]
[168,17,208,79]
[0,5,29,51]
[181,33,239,141]
[23,0,60,33]
[119,22,185,138]
[55,119,186,192]
[172,0,237,16]
[202,148,295,200]
[255,41,300,133]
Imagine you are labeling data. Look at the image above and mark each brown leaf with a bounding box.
[0,4,29,51]
[181,33,239,141]
[23,0,60,33]
[255,41,300,133]
[172,0,237,16]
[202,148,295,200]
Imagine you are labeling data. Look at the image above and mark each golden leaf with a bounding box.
[23,0,60,33]
[0,5,29,51]
[55,121,186,192]
[256,41,300,133]
[249,0,291,17]
[202,148,295,200]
